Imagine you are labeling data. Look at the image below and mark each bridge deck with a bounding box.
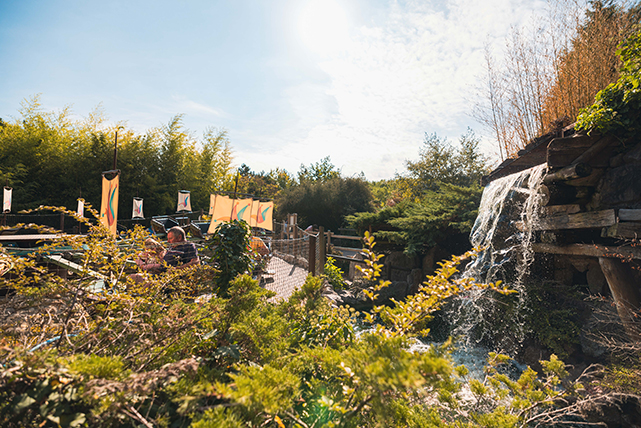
[263,256,308,301]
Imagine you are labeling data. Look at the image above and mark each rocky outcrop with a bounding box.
[321,278,411,310]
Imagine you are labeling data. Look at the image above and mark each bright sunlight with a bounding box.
[298,0,351,57]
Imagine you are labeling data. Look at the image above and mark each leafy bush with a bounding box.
[323,257,347,290]
[0,221,600,427]
[349,183,483,256]
[576,29,641,137]
[207,220,254,293]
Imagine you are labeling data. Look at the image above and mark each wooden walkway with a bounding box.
[263,256,309,301]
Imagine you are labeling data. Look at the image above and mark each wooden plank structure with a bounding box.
[484,127,641,340]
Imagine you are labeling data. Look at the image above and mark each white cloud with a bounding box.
[236,0,547,180]
[171,96,226,119]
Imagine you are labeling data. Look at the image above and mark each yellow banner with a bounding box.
[100,174,119,236]
[249,199,260,227]
[232,198,253,223]
[256,201,274,231]
[208,194,233,233]
[209,194,216,215]
[208,195,273,233]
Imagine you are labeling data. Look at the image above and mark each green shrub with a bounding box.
[207,220,254,293]
[323,256,347,290]
[0,225,595,427]
[576,29,641,137]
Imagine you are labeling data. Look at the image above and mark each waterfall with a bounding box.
[447,164,547,353]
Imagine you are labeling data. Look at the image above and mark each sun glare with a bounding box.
[298,0,351,57]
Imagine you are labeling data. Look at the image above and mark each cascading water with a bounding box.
[447,164,547,354]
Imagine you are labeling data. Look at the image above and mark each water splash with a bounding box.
[448,164,547,353]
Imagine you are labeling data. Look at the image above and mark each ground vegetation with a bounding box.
[0,214,604,427]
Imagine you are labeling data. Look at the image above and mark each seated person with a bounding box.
[250,236,270,258]
[135,238,166,274]
[130,238,166,284]
[164,226,200,270]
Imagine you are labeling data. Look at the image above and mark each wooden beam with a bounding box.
[544,204,581,216]
[329,254,367,264]
[599,257,641,341]
[42,254,107,280]
[536,209,615,231]
[308,234,316,275]
[601,222,641,240]
[533,242,641,260]
[0,234,65,242]
[331,234,363,241]
[619,209,641,222]
[572,134,618,166]
[539,184,591,206]
[543,163,592,184]
[547,134,617,168]
[565,168,604,187]
[318,226,326,272]
[333,245,361,253]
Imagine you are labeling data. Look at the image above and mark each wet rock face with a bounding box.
[595,164,641,208]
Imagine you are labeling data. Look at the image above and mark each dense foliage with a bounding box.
[475,0,641,158]
[275,158,373,231]
[349,131,488,256]
[1,217,593,427]
[236,165,296,201]
[0,96,234,216]
[207,220,254,293]
[576,29,641,137]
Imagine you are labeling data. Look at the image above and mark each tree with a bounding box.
[189,128,234,209]
[276,176,373,231]
[403,129,489,195]
[475,0,641,158]
[349,130,488,256]
[0,97,235,217]
[297,156,341,183]
[576,28,641,137]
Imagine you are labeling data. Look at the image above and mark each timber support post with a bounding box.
[318,226,326,273]
[308,233,316,275]
[598,257,641,341]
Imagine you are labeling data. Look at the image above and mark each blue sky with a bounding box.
[0,0,546,180]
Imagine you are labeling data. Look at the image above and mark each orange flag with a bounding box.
[249,199,260,227]
[208,194,233,233]
[209,194,216,215]
[100,174,119,236]
[256,201,274,231]
[231,198,253,223]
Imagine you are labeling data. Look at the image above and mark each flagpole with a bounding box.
[3,179,7,227]
[230,170,240,221]
[113,126,123,170]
